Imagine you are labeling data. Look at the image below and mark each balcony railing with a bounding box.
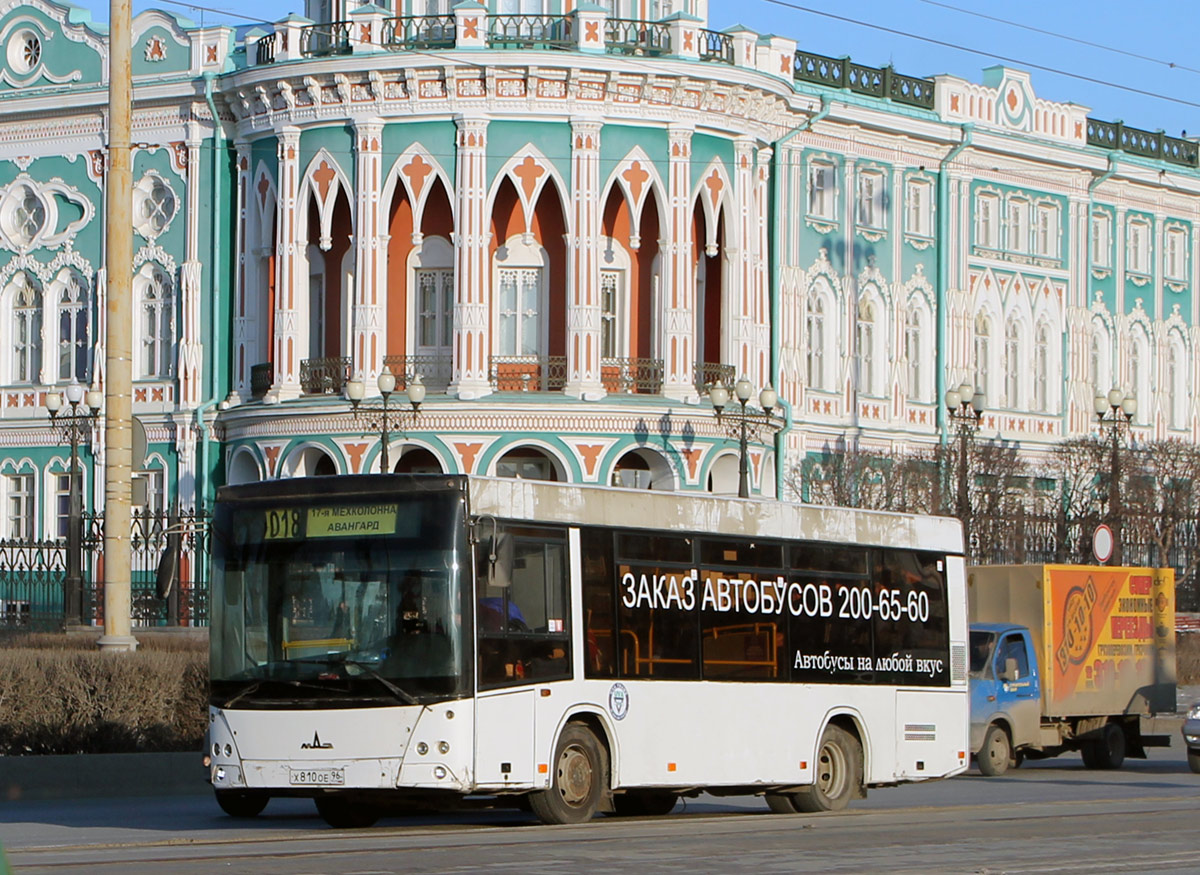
[1086,119,1199,167]
[489,355,567,392]
[694,362,735,394]
[604,18,669,56]
[255,32,277,65]
[488,14,574,50]
[382,14,456,50]
[299,21,352,57]
[250,362,274,399]
[300,356,351,395]
[793,51,936,110]
[601,357,664,394]
[382,354,453,393]
[697,29,734,65]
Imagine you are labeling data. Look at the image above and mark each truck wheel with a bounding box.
[315,796,381,828]
[791,724,862,812]
[977,724,1011,777]
[1188,748,1200,775]
[528,723,607,825]
[214,789,268,818]
[1083,723,1125,770]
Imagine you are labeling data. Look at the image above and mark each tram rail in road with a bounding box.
[3,745,1199,874]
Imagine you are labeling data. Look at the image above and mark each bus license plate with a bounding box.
[289,768,345,786]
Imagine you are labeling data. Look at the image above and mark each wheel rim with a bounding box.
[987,732,1008,769]
[815,739,848,799]
[556,743,594,807]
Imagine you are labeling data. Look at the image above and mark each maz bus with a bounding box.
[204,474,969,827]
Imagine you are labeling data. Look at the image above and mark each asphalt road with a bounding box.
[3,742,1198,874]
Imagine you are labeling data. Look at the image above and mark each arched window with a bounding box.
[906,308,922,401]
[1168,339,1186,429]
[55,270,90,384]
[974,315,991,401]
[495,447,560,482]
[1091,321,1111,393]
[1129,327,1150,425]
[138,264,174,378]
[1034,322,1050,412]
[1004,319,1021,409]
[857,298,876,395]
[806,294,825,389]
[8,273,42,384]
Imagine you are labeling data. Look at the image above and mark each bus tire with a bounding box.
[765,792,801,814]
[1188,748,1200,775]
[977,723,1011,776]
[315,796,381,829]
[1083,723,1125,770]
[791,724,861,812]
[214,789,268,818]
[612,791,677,817]
[528,723,607,825]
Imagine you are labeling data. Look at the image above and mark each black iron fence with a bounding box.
[0,509,209,633]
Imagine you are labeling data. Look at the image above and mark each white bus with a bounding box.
[204,474,969,827]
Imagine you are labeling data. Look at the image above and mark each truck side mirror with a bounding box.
[999,657,1019,682]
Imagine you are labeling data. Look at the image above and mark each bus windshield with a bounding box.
[210,487,470,707]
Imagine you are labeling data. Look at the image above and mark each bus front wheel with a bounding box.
[787,724,862,813]
[214,789,268,818]
[315,796,380,829]
[529,723,607,825]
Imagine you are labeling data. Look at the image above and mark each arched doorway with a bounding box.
[611,448,674,490]
[393,446,443,474]
[707,452,740,495]
[494,446,562,481]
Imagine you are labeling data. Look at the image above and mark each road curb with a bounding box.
[0,752,208,803]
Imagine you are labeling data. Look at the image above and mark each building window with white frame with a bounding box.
[1164,226,1187,281]
[857,299,876,395]
[1004,319,1021,408]
[1092,210,1112,268]
[1007,198,1029,253]
[1035,203,1059,258]
[1168,340,1186,429]
[138,264,175,378]
[808,160,836,221]
[1128,219,1151,275]
[10,272,42,385]
[56,270,90,384]
[1130,328,1149,425]
[856,170,884,229]
[54,472,71,538]
[1,183,46,248]
[806,294,825,389]
[906,308,923,400]
[415,269,453,352]
[135,467,166,517]
[976,192,999,249]
[974,315,991,400]
[599,270,621,359]
[7,473,33,540]
[904,178,932,238]
[497,268,542,356]
[1034,322,1050,412]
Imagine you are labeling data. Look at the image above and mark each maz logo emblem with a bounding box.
[301,732,333,750]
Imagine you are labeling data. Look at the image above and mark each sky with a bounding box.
[70,0,1200,139]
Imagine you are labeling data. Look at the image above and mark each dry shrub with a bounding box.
[1178,633,1200,686]
[0,648,208,755]
[0,631,207,652]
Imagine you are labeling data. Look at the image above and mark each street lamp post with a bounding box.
[1093,387,1136,565]
[945,381,985,559]
[708,377,778,499]
[45,382,103,626]
[346,371,426,473]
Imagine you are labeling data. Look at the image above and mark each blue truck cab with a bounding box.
[969,623,1041,776]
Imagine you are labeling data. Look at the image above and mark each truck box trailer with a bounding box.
[967,565,1175,775]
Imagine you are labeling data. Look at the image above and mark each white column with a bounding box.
[662,124,696,400]
[352,117,386,383]
[271,126,303,400]
[449,115,492,399]
[732,137,754,380]
[232,141,252,399]
[565,118,605,399]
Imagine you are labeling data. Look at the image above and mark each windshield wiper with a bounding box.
[224,681,261,709]
[291,655,418,706]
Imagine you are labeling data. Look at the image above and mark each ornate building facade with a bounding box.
[1,0,1198,549]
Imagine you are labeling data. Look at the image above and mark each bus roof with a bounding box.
[217,474,963,555]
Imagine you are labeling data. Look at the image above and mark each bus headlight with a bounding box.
[434,766,447,779]
[438,741,450,754]
[416,742,428,755]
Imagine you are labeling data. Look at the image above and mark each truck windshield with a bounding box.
[969,630,996,677]
[209,488,470,708]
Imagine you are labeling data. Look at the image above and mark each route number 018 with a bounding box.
[265,508,301,540]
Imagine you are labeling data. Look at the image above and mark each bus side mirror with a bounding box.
[156,530,182,599]
[488,533,513,589]
[999,657,1019,682]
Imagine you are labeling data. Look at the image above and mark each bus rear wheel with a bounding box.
[315,796,380,829]
[214,789,268,818]
[789,724,862,813]
[612,791,678,817]
[529,724,607,825]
